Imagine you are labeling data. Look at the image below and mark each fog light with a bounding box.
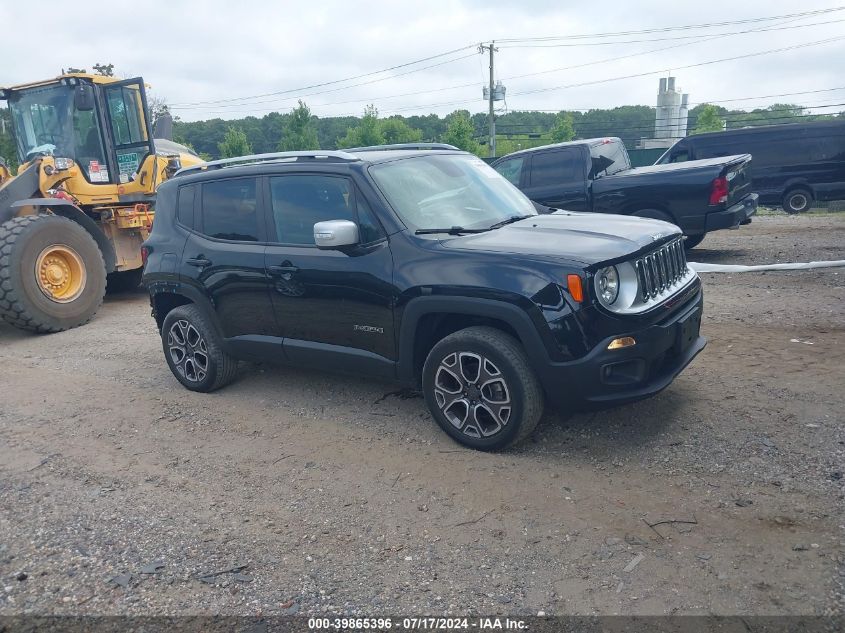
[607,336,636,350]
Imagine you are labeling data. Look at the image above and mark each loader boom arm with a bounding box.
[0,160,41,222]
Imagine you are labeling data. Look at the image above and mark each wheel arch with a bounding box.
[7,199,117,273]
[397,296,552,386]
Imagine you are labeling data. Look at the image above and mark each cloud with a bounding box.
[2,0,843,121]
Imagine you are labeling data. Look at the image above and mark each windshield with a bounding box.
[8,84,108,181]
[369,154,537,231]
[589,139,630,177]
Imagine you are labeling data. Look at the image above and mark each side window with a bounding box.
[494,157,525,186]
[530,150,578,187]
[356,194,385,244]
[269,175,354,245]
[176,184,196,228]
[670,150,690,163]
[200,178,259,241]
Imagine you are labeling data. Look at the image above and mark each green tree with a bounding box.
[278,100,320,151]
[337,105,384,148]
[93,63,115,77]
[692,104,724,134]
[550,112,575,142]
[218,126,252,158]
[379,116,423,144]
[442,110,481,155]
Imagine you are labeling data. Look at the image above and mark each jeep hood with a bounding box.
[439,211,681,265]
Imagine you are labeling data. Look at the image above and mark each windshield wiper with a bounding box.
[488,214,534,230]
[414,226,490,235]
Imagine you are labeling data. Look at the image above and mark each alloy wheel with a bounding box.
[433,351,511,438]
[168,319,209,383]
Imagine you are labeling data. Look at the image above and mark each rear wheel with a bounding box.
[0,214,106,333]
[683,234,705,250]
[161,304,238,392]
[422,326,544,451]
[782,188,812,214]
[632,208,675,225]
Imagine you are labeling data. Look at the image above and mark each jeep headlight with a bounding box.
[594,262,640,312]
[596,266,619,305]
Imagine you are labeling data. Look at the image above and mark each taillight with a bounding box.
[141,246,149,266]
[709,176,729,205]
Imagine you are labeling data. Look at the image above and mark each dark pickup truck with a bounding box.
[492,137,758,249]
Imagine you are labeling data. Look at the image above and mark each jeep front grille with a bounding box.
[635,237,688,301]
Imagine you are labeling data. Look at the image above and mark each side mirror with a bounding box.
[314,220,359,249]
[74,84,95,111]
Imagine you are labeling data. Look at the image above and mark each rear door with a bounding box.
[179,175,280,343]
[101,78,155,185]
[522,148,589,211]
[263,173,397,377]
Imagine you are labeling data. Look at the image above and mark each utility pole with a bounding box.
[480,41,498,158]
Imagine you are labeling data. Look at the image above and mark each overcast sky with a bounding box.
[3,1,845,122]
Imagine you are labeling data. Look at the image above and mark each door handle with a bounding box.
[186,257,212,268]
[268,264,299,275]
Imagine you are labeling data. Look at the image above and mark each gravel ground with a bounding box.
[0,213,843,617]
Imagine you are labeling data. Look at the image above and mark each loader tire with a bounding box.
[0,214,107,333]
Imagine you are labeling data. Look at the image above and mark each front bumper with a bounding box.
[704,193,758,232]
[536,289,706,410]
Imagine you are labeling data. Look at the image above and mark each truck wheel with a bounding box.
[632,209,676,225]
[107,268,143,293]
[782,188,812,214]
[683,234,705,250]
[422,326,544,451]
[0,214,106,333]
[160,304,238,392]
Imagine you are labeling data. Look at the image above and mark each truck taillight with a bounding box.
[709,176,729,205]
[141,246,149,266]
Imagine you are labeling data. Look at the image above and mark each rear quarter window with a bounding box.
[176,184,196,229]
[200,178,260,242]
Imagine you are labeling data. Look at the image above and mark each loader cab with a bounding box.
[1,75,155,185]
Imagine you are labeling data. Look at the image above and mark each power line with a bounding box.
[495,7,845,43]
[497,18,845,48]
[511,36,845,97]
[170,44,477,107]
[176,11,833,117]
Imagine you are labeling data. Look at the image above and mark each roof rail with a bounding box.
[174,150,360,177]
[343,143,460,152]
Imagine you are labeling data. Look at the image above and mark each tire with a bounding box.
[422,326,544,451]
[160,304,238,392]
[107,268,143,293]
[782,188,812,214]
[632,209,675,225]
[0,214,106,333]
[683,234,705,250]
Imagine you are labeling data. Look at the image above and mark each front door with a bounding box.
[179,176,279,347]
[101,78,155,185]
[262,173,396,377]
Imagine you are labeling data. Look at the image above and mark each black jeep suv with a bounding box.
[142,145,706,450]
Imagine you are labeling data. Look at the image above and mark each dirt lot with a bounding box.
[1,214,843,617]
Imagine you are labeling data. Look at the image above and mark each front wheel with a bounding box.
[0,214,106,333]
[782,189,812,214]
[422,326,544,451]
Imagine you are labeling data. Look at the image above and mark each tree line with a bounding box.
[175,101,842,160]
[0,86,841,169]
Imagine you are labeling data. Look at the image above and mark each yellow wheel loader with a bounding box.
[0,73,202,332]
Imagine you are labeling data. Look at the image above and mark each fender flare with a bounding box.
[7,199,117,273]
[147,280,224,336]
[396,295,553,384]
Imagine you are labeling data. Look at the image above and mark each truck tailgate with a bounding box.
[721,154,753,207]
